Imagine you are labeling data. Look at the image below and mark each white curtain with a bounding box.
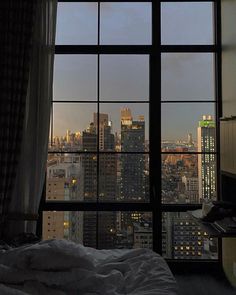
[6,0,57,237]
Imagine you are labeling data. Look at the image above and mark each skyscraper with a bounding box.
[82,113,117,249]
[187,133,194,146]
[197,115,216,202]
[118,108,147,241]
[93,113,113,151]
[43,154,83,242]
[163,212,217,259]
[120,108,146,201]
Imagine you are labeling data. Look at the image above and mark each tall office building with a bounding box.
[118,108,147,240]
[120,108,146,201]
[197,115,216,202]
[43,154,83,242]
[163,212,217,260]
[187,133,194,146]
[82,113,117,249]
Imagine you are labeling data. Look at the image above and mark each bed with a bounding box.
[0,239,178,295]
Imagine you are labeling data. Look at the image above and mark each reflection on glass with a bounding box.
[99,103,149,152]
[52,103,97,152]
[161,103,216,149]
[162,212,218,259]
[46,154,97,202]
[100,3,151,45]
[43,211,152,250]
[100,55,149,101]
[53,55,97,101]
[99,154,149,202]
[161,2,214,45]
[56,3,98,45]
[161,53,215,101]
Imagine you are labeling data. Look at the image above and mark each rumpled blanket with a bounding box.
[0,239,178,295]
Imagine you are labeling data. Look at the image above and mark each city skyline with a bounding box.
[51,106,215,144]
[45,111,217,258]
[45,2,218,257]
[53,2,215,141]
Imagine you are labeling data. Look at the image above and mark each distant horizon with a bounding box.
[53,2,215,141]
[52,107,215,142]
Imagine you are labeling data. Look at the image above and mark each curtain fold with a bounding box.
[0,1,37,238]
[1,0,57,239]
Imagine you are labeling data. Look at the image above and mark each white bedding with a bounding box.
[0,239,178,295]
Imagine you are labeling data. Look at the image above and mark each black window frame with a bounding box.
[42,0,222,261]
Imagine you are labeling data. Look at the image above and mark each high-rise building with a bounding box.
[66,129,71,143]
[120,108,145,202]
[182,175,199,203]
[82,123,97,201]
[197,115,216,202]
[133,221,152,249]
[43,154,83,242]
[119,108,146,235]
[93,113,111,150]
[187,133,194,146]
[82,113,117,249]
[162,212,218,260]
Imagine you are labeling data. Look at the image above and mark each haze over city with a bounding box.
[52,2,215,141]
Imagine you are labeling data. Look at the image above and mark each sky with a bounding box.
[53,2,215,141]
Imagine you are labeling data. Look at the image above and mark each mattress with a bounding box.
[0,239,178,295]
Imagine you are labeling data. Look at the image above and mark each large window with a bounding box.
[44,0,221,259]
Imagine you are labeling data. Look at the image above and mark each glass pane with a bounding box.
[162,153,216,204]
[161,103,216,150]
[53,55,97,101]
[104,212,152,249]
[46,154,97,202]
[52,103,97,152]
[56,3,98,45]
[162,154,198,204]
[100,3,151,45]
[100,55,149,101]
[99,103,149,152]
[161,2,214,45]
[43,211,152,250]
[99,154,149,202]
[162,212,218,259]
[161,53,215,101]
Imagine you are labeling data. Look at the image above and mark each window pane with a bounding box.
[99,103,149,152]
[100,55,149,101]
[56,3,98,45]
[99,154,149,202]
[161,53,215,101]
[54,55,97,101]
[106,212,153,249]
[162,153,216,204]
[100,3,152,45]
[161,2,214,45]
[161,103,216,151]
[52,103,97,152]
[47,154,97,202]
[43,211,152,250]
[162,212,218,259]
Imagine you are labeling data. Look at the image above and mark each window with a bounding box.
[44,0,221,259]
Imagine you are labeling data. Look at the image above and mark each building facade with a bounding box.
[197,115,216,202]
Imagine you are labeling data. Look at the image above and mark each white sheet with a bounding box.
[0,239,178,295]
